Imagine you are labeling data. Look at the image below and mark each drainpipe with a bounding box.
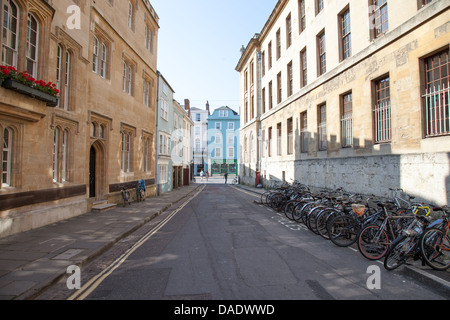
[256,50,262,182]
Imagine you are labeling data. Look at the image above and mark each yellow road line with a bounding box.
[67,185,205,300]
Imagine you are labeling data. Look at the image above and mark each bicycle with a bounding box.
[121,185,131,207]
[357,202,413,260]
[420,206,450,271]
[136,179,146,202]
[390,188,432,217]
[232,176,239,185]
[327,198,381,246]
[384,214,431,270]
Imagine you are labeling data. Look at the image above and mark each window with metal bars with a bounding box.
[423,50,449,137]
[287,118,293,155]
[318,104,327,150]
[341,92,353,147]
[373,76,391,143]
[300,112,308,153]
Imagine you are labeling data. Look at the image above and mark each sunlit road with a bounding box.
[65,183,446,300]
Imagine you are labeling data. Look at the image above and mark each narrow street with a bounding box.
[40,182,447,301]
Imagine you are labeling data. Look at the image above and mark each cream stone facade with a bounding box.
[236,0,450,205]
[0,0,159,237]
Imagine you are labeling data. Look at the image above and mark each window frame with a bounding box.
[26,13,39,78]
[371,0,389,39]
[422,49,450,138]
[373,75,391,143]
[341,92,353,148]
[339,8,352,61]
[1,0,20,68]
[317,30,326,76]
[2,127,13,187]
[300,48,307,88]
[300,111,308,153]
[93,36,99,74]
[318,103,327,150]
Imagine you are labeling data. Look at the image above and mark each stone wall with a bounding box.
[260,152,450,206]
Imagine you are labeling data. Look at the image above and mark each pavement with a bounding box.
[0,178,448,300]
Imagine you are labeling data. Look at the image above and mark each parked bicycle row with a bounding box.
[258,181,450,271]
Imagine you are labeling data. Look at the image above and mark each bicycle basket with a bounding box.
[352,204,366,216]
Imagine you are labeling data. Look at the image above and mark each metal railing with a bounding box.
[424,83,450,137]
[374,100,391,143]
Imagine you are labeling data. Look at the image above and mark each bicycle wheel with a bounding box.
[357,225,390,260]
[307,206,325,234]
[261,191,270,204]
[384,236,410,270]
[292,201,307,222]
[316,209,336,240]
[284,200,297,220]
[269,193,284,211]
[293,202,311,223]
[328,215,360,247]
[420,228,450,271]
[301,203,316,225]
[122,190,130,207]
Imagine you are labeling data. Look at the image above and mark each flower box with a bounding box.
[2,78,58,107]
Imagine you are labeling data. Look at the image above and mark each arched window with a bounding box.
[92,36,99,73]
[64,50,71,109]
[2,128,13,187]
[99,124,105,139]
[2,0,19,68]
[62,129,68,181]
[56,45,62,96]
[100,44,107,78]
[26,13,39,77]
[121,131,131,172]
[90,122,96,137]
[53,127,60,182]
[145,25,152,52]
[143,136,150,172]
[128,2,133,29]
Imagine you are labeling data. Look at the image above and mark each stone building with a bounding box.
[156,72,194,194]
[0,0,159,237]
[236,0,450,205]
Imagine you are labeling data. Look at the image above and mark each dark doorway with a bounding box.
[89,146,96,198]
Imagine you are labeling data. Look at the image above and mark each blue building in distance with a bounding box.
[207,106,240,176]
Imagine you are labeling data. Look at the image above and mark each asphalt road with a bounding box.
[58,183,445,301]
[40,183,447,302]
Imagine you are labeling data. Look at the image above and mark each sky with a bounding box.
[150,0,279,114]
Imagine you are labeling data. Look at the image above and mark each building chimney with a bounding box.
[206,101,210,115]
[184,99,191,117]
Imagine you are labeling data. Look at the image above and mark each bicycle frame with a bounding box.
[390,188,431,217]
[431,220,450,253]
[365,205,414,247]
[121,185,130,207]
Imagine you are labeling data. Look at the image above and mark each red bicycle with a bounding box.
[420,206,450,271]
